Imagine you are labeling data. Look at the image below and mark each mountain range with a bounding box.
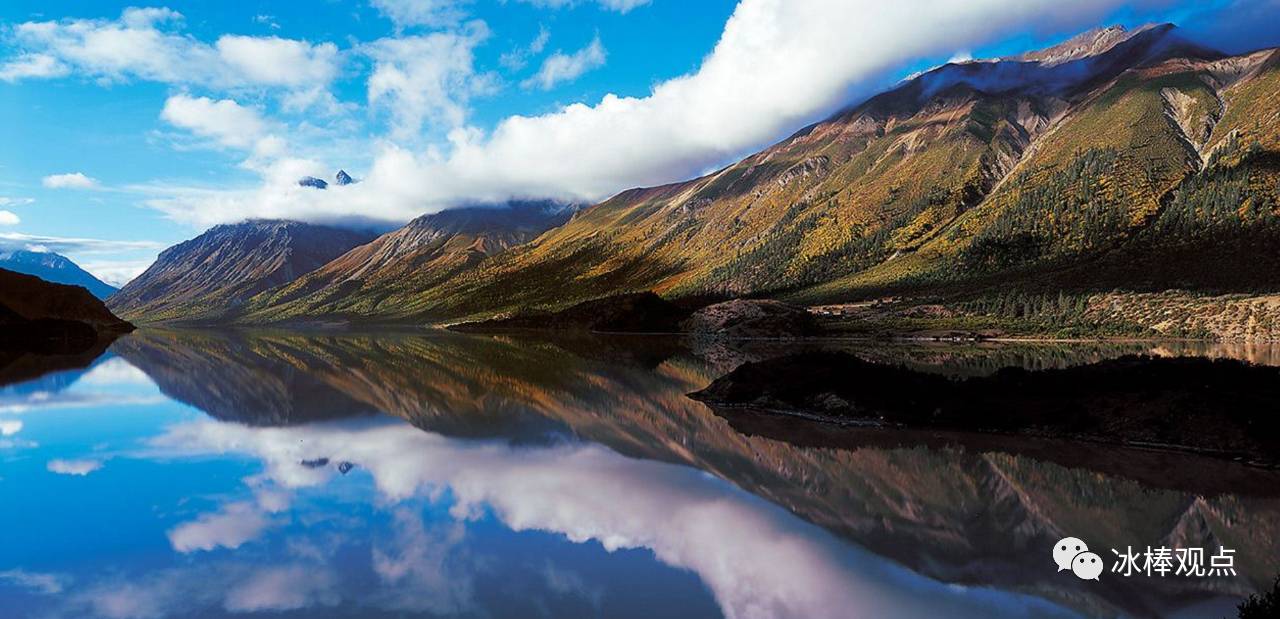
[243,200,577,323]
[107,24,1280,327]
[108,220,376,323]
[0,249,117,300]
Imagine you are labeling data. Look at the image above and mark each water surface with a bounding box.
[2,330,1277,619]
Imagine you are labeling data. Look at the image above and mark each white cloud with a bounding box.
[517,0,652,12]
[0,232,164,254]
[370,0,472,28]
[365,23,496,141]
[168,501,272,553]
[2,8,341,97]
[522,34,606,90]
[0,393,165,416]
[0,438,37,450]
[78,259,155,287]
[65,563,341,619]
[161,95,276,153]
[149,416,1073,619]
[499,25,551,71]
[425,0,1167,201]
[0,569,66,595]
[252,14,281,30]
[529,26,552,55]
[0,234,162,289]
[0,53,68,81]
[78,357,153,387]
[42,172,99,189]
[142,0,1165,226]
[0,210,19,225]
[47,458,103,476]
[223,566,338,612]
[369,510,476,614]
[214,36,339,89]
[0,420,22,436]
[80,582,169,619]
[0,197,34,207]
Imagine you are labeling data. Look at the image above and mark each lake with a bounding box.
[2,329,1277,619]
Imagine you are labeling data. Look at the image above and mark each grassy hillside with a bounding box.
[797,49,1280,303]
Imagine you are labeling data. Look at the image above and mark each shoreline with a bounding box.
[702,400,1280,470]
[689,352,1280,472]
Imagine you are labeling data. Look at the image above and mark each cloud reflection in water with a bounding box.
[139,414,1080,619]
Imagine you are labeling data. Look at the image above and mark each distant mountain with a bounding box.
[0,249,117,300]
[108,220,375,323]
[242,201,576,322]
[299,169,357,190]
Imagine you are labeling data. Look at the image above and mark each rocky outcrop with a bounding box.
[1,268,132,332]
[681,299,819,338]
[0,268,134,386]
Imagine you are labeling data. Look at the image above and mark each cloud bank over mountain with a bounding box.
[6,0,1280,230]
[136,0,1203,227]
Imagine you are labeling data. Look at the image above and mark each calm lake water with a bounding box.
[2,330,1277,619]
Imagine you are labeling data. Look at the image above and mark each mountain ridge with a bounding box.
[0,249,118,300]
[241,201,577,323]
[108,219,376,323]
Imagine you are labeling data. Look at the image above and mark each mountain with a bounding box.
[1015,24,1171,66]
[0,249,117,299]
[244,22,1272,323]
[108,220,375,323]
[299,170,357,190]
[455,26,1272,319]
[143,24,1280,327]
[240,201,576,322]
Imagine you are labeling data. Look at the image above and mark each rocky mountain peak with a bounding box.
[0,248,118,300]
[298,176,328,190]
[109,220,375,322]
[1014,24,1173,66]
[299,170,356,189]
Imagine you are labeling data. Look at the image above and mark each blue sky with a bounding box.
[1,0,1277,285]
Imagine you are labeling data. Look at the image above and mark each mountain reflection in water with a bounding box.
[1,330,1277,619]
